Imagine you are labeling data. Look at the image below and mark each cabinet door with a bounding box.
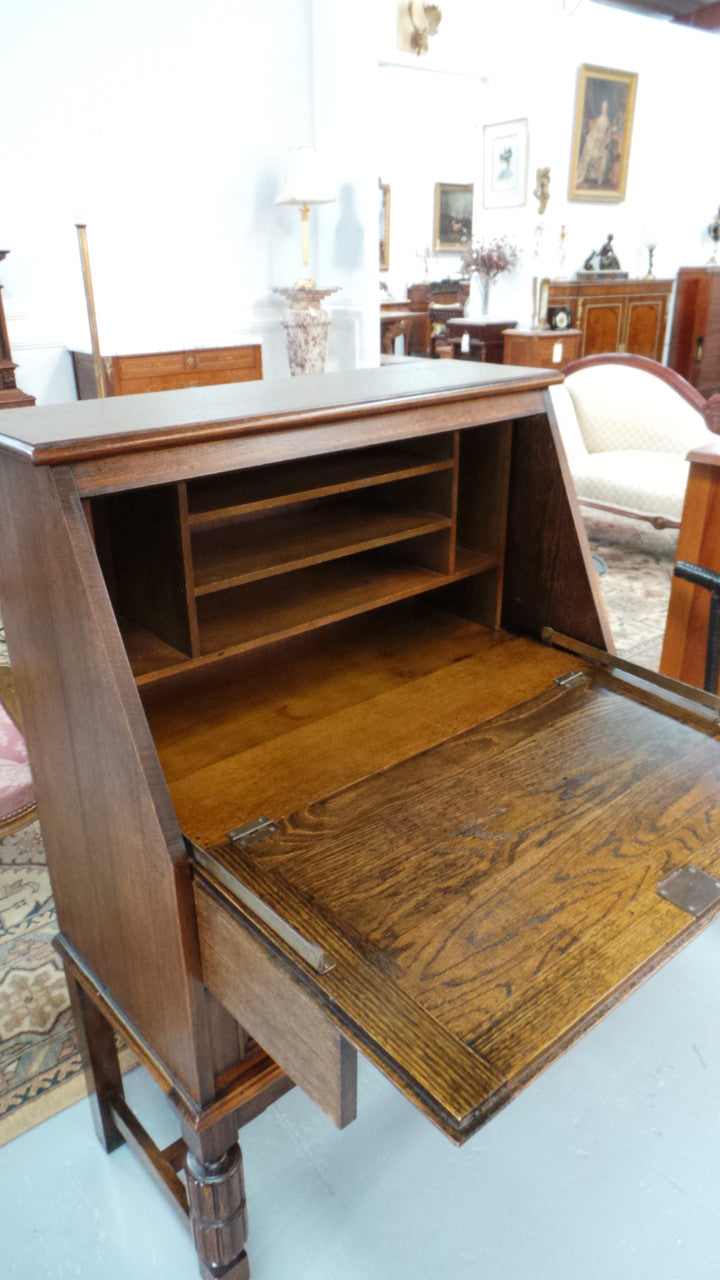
[580,301,623,356]
[625,298,665,359]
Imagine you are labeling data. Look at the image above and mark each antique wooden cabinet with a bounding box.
[2,363,720,1278]
[503,326,582,370]
[71,341,263,398]
[547,278,673,360]
[667,265,720,397]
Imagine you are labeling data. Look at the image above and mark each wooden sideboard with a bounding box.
[547,278,672,361]
[4,365,720,1277]
[667,265,720,397]
[71,341,263,398]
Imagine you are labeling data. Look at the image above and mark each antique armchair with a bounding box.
[549,354,719,528]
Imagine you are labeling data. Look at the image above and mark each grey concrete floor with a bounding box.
[4,918,720,1279]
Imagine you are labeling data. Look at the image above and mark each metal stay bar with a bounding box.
[541,627,720,719]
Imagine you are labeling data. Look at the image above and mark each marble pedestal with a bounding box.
[274,285,338,375]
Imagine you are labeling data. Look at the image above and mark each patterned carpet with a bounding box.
[0,512,679,1147]
[584,512,678,670]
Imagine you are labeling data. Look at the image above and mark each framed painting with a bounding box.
[569,64,638,202]
[433,183,473,252]
[379,180,390,271]
[483,119,528,209]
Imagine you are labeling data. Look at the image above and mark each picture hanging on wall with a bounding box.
[433,183,474,252]
[482,119,528,209]
[568,64,638,202]
[379,180,390,271]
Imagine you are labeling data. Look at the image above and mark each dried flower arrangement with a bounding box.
[461,237,520,280]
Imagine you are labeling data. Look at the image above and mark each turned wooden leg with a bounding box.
[185,1142,249,1280]
[65,968,125,1153]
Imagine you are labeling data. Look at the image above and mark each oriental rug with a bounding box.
[0,513,679,1146]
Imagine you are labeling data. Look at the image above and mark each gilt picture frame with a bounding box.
[569,64,638,202]
[483,119,528,209]
[379,180,390,271]
[433,183,473,252]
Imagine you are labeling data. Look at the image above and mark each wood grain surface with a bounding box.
[194,665,720,1140]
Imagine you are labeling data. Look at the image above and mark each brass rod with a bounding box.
[300,203,310,270]
[75,223,106,398]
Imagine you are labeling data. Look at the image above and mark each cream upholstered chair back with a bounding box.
[564,362,706,456]
[549,354,717,529]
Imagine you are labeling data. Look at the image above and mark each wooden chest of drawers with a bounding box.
[71,342,263,398]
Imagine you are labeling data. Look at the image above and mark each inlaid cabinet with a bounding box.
[547,278,672,360]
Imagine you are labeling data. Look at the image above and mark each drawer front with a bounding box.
[112,345,262,394]
[195,879,357,1129]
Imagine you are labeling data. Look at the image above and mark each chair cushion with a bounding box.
[571,449,689,522]
[564,364,706,455]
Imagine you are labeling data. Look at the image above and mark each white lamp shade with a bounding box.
[275,146,335,206]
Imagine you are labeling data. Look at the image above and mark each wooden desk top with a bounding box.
[687,438,720,466]
[0,362,563,469]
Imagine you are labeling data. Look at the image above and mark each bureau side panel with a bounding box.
[0,455,220,1102]
[501,399,612,649]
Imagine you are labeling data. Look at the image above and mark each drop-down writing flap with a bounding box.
[191,666,720,1142]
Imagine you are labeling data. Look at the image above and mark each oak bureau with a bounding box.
[1,361,720,1278]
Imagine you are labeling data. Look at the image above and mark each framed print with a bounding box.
[569,64,638,202]
[433,183,473,252]
[483,119,528,209]
[379,180,390,271]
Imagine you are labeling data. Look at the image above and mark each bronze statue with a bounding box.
[583,234,621,273]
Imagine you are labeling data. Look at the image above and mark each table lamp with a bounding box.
[274,146,338,375]
[274,145,335,286]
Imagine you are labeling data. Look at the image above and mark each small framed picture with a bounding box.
[483,119,528,209]
[433,183,474,252]
[568,64,638,202]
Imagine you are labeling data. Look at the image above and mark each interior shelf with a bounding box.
[191,498,453,595]
[195,547,495,658]
[187,446,455,528]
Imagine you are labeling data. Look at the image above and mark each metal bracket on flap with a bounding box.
[657,866,720,917]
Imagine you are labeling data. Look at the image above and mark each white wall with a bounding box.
[2,0,719,403]
[2,0,370,401]
[378,0,720,327]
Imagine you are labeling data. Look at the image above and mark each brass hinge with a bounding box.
[226,816,279,846]
[554,670,588,690]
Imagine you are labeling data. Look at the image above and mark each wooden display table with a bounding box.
[71,341,263,398]
[3,364,720,1277]
[503,327,582,370]
[445,317,517,364]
